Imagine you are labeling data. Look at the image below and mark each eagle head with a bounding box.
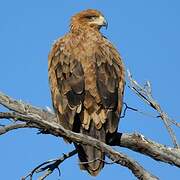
[70,9,108,32]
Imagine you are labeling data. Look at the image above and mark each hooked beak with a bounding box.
[102,18,108,29]
[89,15,108,29]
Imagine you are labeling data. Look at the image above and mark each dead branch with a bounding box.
[0,111,158,180]
[0,92,56,122]
[0,123,28,135]
[109,133,180,168]
[0,93,179,168]
[22,149,77,180]
[0,92,160,179]
[120,102,138,118]
[127,70,179,148]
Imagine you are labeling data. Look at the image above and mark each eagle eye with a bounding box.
[84,15,97,20]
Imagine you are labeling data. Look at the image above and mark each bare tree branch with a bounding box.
[1,111,179,169]
[22,149,77,180]
[0,92,160,179]
[1,112,158,179]
[109,133,180,168]
[0,112,41,135]
[0,123,29,135]
[0,93,180,169]
[127,70,179,148]
[0,92,56,122]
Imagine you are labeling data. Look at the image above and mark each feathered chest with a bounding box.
[59,32,111,63]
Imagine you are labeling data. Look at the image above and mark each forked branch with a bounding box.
[22,149,77,180]
[0,87,179,179]
[0,92,160,179]
[127,70,179,148]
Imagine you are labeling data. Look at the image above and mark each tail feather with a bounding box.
[75,121,105,176]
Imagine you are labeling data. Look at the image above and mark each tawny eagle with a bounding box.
[48,9,125,176]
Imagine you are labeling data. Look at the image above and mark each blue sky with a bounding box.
[0,0,180,179]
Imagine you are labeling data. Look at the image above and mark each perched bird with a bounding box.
[48,9,125,176]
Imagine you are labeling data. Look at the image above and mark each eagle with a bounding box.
[48,9,125,176]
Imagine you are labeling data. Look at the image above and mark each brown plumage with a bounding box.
[48,9,125,176]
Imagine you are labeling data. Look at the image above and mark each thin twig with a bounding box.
[121,102,162,119]
[127,70,179,148]
[120,102,138,118]
[22,149,77,180]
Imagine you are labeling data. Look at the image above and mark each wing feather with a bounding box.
[48,41,85,131]
[95,40,125,134]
